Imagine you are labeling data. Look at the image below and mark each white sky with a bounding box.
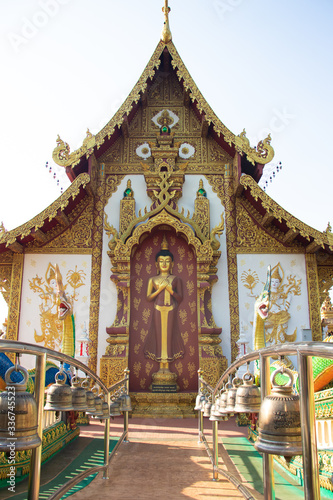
[0,0,332,324]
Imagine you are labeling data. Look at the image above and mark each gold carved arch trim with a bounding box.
[111,209,214,267]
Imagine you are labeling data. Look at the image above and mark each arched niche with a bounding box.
[101,210,226,391]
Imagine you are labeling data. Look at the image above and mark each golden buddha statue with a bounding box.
[144,235,184,390]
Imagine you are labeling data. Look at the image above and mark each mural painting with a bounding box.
[29,263,86,354]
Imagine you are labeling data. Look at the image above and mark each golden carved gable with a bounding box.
[236,200,301,253]
[27,199,94,253]
[147,70,183,105]
[99,137,123,163]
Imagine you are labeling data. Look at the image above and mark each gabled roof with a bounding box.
[52,40,274,178]
[0,174,91,254]
[239,175,333,254]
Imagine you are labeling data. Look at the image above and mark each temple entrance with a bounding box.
[128,228,199,394]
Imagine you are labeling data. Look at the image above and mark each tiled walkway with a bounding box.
[70,417,261,500]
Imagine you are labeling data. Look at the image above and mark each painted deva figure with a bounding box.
[144,235,185,373]
[264,262,300,344]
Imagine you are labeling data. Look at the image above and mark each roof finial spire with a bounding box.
[161,0,172,43]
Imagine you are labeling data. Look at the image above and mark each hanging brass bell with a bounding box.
[225,376,241,413]
[0,365,42,451]
[71,376,89,412]
[119,394,132,412]
[234,371,261,414]
[110,398,121,416]
[87,388,104,417]
[217,385,229,415]
[202,397,212,417]
[98,401,111,420]
[44,370,74,411]
[209,400,226,421]
[254,367,302,457]
[84,380,96,413]
[194,392,206,411]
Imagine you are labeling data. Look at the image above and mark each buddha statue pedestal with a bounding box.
[150,368,178,393]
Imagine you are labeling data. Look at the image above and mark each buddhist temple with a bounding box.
[2,3,333,499]
[0,1,333,419]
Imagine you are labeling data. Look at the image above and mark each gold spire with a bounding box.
[161,234,169,250]
[161,0,172,43]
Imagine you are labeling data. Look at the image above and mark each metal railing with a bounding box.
[0,339,131,500]
[197,341,333,500]
[197,371,256,499]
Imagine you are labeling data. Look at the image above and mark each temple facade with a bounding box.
[1,4,333,416]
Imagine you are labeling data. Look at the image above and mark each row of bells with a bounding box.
[196,367,303,458]
[0,365,132,452]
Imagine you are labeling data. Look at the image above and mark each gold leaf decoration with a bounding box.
[175,361,183,375]
[145,361,154,375]
[187,264,194,276]
[190,322,196,332]
[241,269,259,295]
[186,281,195,296]
[133,320,139,331]
[146,264,152,274]
[181,331,189,345]
[133,362,141,378]
[135,251,142,261]
[177,263,183,273]
[178,247,185,260]
[135,278,143,294]
[142,308,151,324]
[179,309,187,325]
[189,301,196,315]
[134,343,141,355]
[182,378,189,389]
[140,378,146,389]
[107,345,125,356]
[144,247,153,261]
[188,362,196,379]
[140,328,148,342]
[133,297,141,311]
[189,346,195,356]
[188,252,194,261]
[153,236,159,246]
[66,266,86,290]
[135,263,143,276]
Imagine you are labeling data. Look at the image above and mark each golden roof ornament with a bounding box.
[157,110,174,127]
[161,0,172,43]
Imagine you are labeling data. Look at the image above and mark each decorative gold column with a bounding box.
[100,174,127,387]
[306,253,321,341]
[88,164,107,373]
[223,161,240,361]
[193,179,210,239]
[6,254,24,360]
[119,180,136,235]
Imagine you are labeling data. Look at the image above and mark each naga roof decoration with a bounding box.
[240,175,333,253]
[52,39,274,171]
[0,173,90,252]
